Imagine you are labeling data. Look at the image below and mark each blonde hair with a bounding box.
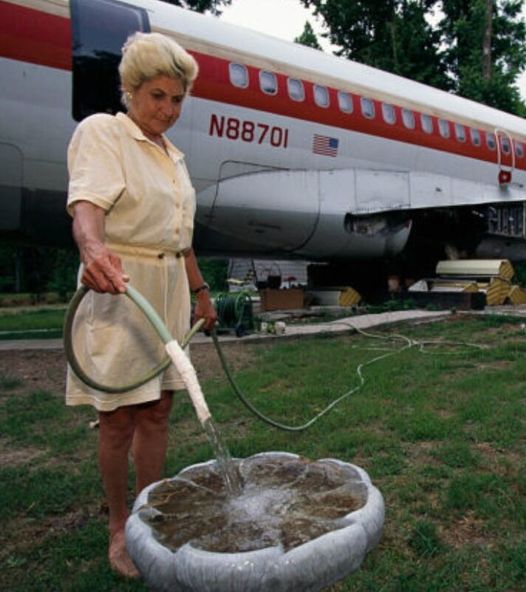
[119,32,198,107]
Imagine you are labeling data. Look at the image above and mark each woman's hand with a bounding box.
[183,247,217,331]
[81,246,129,294]
[72,201,129,294]
[193,290,218,332]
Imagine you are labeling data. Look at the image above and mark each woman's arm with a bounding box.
[72,201,129,294]
[184,248,217,331]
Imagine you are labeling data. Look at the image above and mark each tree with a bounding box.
[301,0,526,114]
[299,0,449,89]
[440,0,526,113]
[295,21,322,50]
[160,0,231,15]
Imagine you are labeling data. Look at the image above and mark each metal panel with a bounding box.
[409,172,452,208]
[355,169,410,213]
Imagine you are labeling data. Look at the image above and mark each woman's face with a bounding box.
[127,74,185,140]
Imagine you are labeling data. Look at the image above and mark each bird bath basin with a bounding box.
[126,452,384,592]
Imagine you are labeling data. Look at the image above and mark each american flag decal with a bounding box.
[312,134,339,157]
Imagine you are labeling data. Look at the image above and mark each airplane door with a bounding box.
[495,128,515,185]
[70,0,150,122]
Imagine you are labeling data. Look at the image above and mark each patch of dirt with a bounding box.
[440,510,488,549]
[0,441,44,466]
[0,350,67,395]
[0,341,260,398]
[405,441,441,466]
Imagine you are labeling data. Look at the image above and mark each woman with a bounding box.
[66,32,217,578]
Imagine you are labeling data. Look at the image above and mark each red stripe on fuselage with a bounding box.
[0,1,71,70]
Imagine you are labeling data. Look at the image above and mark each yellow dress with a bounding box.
[66,113,195,411]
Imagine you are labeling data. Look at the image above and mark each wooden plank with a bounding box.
[508,285,526,305]
[259,289,305,311]
[436,259,514,280]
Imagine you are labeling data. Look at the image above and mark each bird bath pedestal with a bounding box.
[126,452,385,592]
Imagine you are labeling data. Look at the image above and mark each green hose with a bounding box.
[64,285,376,433]
[215,292,254,337]
[63,285,203,393]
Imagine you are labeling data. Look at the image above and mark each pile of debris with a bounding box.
[409,259,526,307]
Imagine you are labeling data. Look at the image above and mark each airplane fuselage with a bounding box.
[2,0,526,274]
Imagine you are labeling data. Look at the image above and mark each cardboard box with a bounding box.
[259,288,304,311]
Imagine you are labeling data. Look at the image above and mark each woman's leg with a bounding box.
[98,406,138,578]
[132,390,173,495]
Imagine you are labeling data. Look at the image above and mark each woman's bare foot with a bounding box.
[109,530,140,579]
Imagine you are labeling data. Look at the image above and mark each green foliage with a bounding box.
[0,245,78,300]
[301,0,526,114]
[160,0,231,15]
[0,245,17,291]
[300,0,450,88]
[0,464,98,520]
[445,473,504,515]
[440,0,526,112]
[0,374,22,389]
[46,248,79,301]
[431,441,481,468]
[0,249,224,301]
[294,21,322,49]
[408,520,444,557]
[197,257,228,291]
[0,390,69,446]
[512,262,526,286]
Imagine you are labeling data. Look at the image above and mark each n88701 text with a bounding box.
[208,114,289,148]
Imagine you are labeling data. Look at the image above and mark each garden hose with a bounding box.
[63,285,203,393]
[215,292,254,336]
[64,285,404,432]
[64,285,359,431]
[211,324,414,432]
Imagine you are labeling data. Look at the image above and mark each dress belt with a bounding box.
[106,243,187,259]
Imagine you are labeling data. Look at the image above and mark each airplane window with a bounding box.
[402,108,415,129]
[230,63,248,88]
[382,103,396,124]
[438,119,450,138]
[486,132,496,150]
[71,0,150,121]
[455,123,466,142]
[314,85,329,108]
[337,91,353,113]
[501,137,511,154]
[361,97,375,119]
[515,141,524,158]
[470,128,481,146]
[260,71,278,95]
[288,78,305,101]
[420,113,433,134]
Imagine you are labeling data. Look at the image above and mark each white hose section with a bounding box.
[165,339,211,425]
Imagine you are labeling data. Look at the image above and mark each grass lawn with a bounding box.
[1,313,525,591]
[0,308,66,340]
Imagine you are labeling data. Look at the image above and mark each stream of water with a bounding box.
[202,417,244,497]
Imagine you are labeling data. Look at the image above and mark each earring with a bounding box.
[126,92,133,101]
